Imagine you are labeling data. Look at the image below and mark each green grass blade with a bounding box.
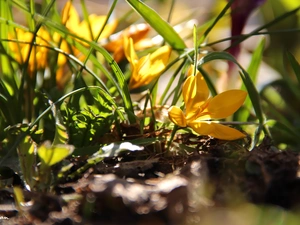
[237,38,265,121]
[278,52,300,100]
[126,0,186,51]
[197,66,218,96]
[0,0,14,77]
[159,59,186,106]
[286,51,300,85]
[197,0,232,46]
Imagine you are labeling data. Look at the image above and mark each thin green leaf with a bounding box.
[197,0,232,46]
[126,0,186,51]
[286,51,300,85]
[159,59,186,105]
[0,0,14,81]
[197,66,218,96]
[193,25,198,74]
[17,136,37,188]
[237,38,265,121]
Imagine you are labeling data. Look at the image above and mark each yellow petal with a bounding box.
[187,120,214,136]
[148,46,171,75]
[204,90,247,119]
[186,66,209,103]
[124,37,138,67]
[168,106,187,127]
[62,2,117,43]
[89,15,118,41]
[188,121,246,140]
[9,27,50,74]
[127,44,171,90]
[89,15,106,39]
[183,69,209,118]
[103,23,150,62]
[129,54,151,89]
[62,1,80,26]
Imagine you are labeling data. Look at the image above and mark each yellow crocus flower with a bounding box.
[103,23,154,62]
[9,27,50,74]
[168,66,247,140]
[54,1,118,88]
[61,1,118,43]
[124,37,171,90]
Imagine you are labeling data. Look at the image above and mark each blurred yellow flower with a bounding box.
[103,23,154,62]
[61,1,118,43]
[9,27,50,74]
[124,37,171,90]
[168,66,247,140]
[54,1,118,88]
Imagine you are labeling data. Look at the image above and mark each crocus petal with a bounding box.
[183,69,210,118]
[129,54,151,89]
[89,15,118,40]
[187,121,214,136]
[168,106,187,127]
[9,27,50,74]
[148,46,171,75]
[126,40,171,89]
[62,1,80,27]
[62,1,117,43]
[189,121,246,140]
[203,90,247,119]
[124,37,139,69]
[103,23,151,62]
[138,54,152,77]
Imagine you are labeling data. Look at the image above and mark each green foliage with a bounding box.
[261,52,300,150]
[64,104,114,147]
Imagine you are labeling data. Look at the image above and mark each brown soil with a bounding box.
[1,137,300,225]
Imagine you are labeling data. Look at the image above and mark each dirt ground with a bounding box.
[1,135,300,225]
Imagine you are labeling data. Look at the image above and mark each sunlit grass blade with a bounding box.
[51,101,69,145]
[0,0,16,85]
[236,38,265,121]
[0,0,21,124]
[126,0,186,51]
[17,135,37,188]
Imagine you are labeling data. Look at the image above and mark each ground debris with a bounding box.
[3,138,300,224]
